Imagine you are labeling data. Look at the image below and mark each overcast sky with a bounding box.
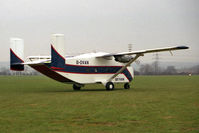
[0,0,198,63]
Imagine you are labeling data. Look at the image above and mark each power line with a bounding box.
[152,53,161,74]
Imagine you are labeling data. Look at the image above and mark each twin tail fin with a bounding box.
[10,38,24,71]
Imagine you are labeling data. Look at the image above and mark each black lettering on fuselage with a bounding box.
[76,60,89,65]
[115,78,124,81]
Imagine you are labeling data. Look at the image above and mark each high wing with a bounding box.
[96,45,189,82]
[96,46,189,58]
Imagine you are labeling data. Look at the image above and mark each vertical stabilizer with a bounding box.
[10,38,24,71]
[51,34,65,69]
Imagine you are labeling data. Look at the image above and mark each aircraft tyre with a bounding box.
[73,84,81,90]
[124,83,130,89]
[106,82,114,91]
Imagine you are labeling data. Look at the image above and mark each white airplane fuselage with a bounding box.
[28,52,134,85]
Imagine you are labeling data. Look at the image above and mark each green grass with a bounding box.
[0,75,198,133]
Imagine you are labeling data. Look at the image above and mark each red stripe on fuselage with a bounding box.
[51,66,64,70]
[56,64,133,82]
[65,63,123,68]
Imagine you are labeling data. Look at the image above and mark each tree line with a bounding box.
[134,62,199,75]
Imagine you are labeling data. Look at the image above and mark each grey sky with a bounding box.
[0,0,199,63]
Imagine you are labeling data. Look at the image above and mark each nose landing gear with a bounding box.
[124,83,130,89]
[73,84,81,90]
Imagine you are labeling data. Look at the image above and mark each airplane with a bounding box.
[10,34,189,91]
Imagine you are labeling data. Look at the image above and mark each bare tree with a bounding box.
[164,66,177,75]
[139,64,154,75]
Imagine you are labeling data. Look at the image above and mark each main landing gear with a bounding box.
[106,82,115,91]
[73,84,81,90]
[105,82,131,90]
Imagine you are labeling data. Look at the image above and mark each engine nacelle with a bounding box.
[114,55,134,63]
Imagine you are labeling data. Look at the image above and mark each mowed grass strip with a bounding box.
[0,75,198,133]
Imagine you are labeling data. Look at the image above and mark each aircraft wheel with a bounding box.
[124,83,130,89]
[73,84,81,90]
[106,82,114,91]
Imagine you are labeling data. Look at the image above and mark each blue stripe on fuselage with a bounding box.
[50,64,133,81]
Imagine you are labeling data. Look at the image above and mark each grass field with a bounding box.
[0,75,198,133]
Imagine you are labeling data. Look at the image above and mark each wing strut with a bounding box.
[108,54,143,82]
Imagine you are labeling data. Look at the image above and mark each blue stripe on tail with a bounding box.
[10,49,24,71]
[51,45,65,68]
